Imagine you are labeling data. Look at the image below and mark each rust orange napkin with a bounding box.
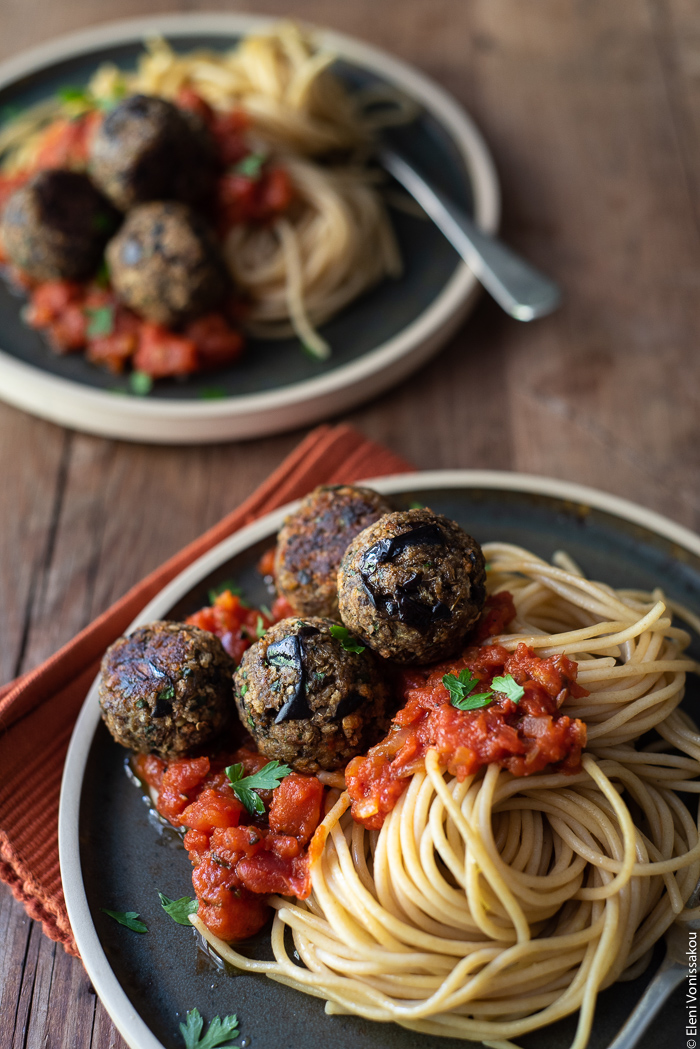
[0,424,412,957]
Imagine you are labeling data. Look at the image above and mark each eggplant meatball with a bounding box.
[0,169,118,282]
[274,485,391,619]
[99,620,235,760]
[89,94,216,210]
[234,617,389,773]
[106,202,228,326]
[337,509,486,665]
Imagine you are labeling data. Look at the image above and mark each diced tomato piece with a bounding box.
[133,752,166,791]
[270,595,295,620]
[158,756,211,823]
[209,824,265,867]
[268,774,324,845]
[180,787,245,832]
[261,167,293,214]
[34,111,102,169]
[183,828,209,853]
[185,313,244,369]
[197,887,270,942]
[211,109,250,166]
[175,86,215,127]
[47,303,89,352]
[133,323,198,378]
[257,547,276,577]
[236,849,310,898]
[25,281,82,327]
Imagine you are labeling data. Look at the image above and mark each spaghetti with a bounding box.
[190,542,700,1049]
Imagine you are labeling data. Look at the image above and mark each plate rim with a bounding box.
[0,12,500,443]
[59,467,700,1049]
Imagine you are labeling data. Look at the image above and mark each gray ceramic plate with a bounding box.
[59,471,700,1049]
[0,14,499,443]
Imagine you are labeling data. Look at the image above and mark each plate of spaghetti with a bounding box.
[60,471,700,1049]
[0,14,498,443]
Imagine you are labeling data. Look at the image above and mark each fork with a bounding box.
[606,891,700,1049]
[378,145,561,322]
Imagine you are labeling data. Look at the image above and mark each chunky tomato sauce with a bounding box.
[346,592,589,830]
[0,89,294,379]
[135,747,324,942]
[185,587,294,664]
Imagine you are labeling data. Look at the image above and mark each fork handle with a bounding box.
[606,959,687,1049]
[378,146,561,321]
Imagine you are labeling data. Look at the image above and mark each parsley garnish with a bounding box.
[443,669,493,710]
[409,500,425,510]
[58,85,91,105]
[225,760,292,816]
[158,892,198,926]
[329,624,365,654]
[233,152,267,178]
[198,386,228,400]
[85,305,114,337]
[255,615,267,639]
[491,674,525,703]
[159,685,175,702]
[180,1008,240,1049]
[129,370,153,396]
[208,579,246,605]
[101,908,148,933]
[443,669,524,711]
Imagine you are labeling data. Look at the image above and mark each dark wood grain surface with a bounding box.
[2,1,700,1046]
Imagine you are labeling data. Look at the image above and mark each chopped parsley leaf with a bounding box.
[58,85,91,105]
[225,759,292,816]
[443,669,524,710]
[491,673,525,703]
[443,668,492,710]
[129,370,153,396]
[208,579,247,605]
[101,908,148,933]
[180,1008,240,1049]
[158,892,198,926]
[85,304,114,337]
[233,152,267,179]
[255,615,267,639]
[329,624,365,654]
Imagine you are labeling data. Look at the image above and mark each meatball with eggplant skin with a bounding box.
[337,508,486,665]
[89,94,217,211]
[99,620,235,760]
[234,617,389,773]
[274,485,391,619]
[1,169,119,282]
[106,201,228,326]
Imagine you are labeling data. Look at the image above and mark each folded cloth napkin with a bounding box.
[0,424,412,957]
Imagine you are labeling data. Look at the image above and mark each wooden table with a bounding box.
[2,1,699,1046]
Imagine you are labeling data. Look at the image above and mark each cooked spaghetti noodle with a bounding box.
[190,542,700,1049]
[0,23,408,357]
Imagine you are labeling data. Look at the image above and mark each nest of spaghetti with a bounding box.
[0,23,408,382]
[97,486,700,1049]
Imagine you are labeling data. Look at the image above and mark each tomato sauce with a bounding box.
[0,89,294,380]
[345,592,589,830]
[134,747,324,942]
[185,587,292,664]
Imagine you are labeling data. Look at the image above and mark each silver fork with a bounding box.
[606,886,700,1049]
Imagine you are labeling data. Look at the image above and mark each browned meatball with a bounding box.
[106,202,228,326]
[99,620,235,759]
[234,617,389,773]
[89,94,216,210]
[337,509,486,665]
[0,169,118,281]
[274,485,391,619]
